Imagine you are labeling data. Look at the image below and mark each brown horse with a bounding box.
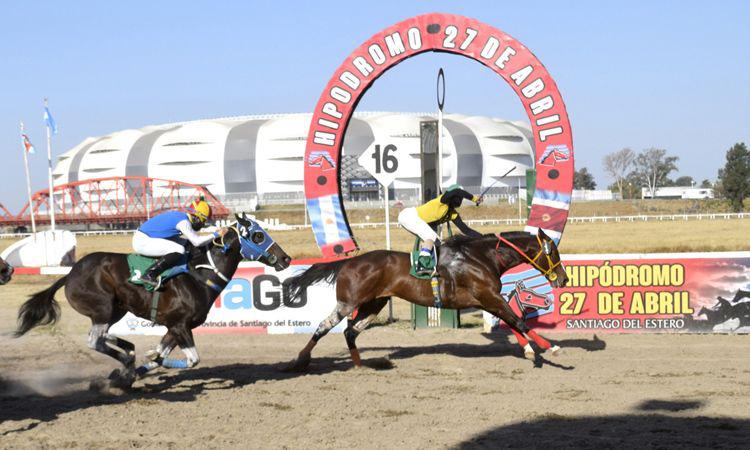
[0,257,12,285]
[286,229,568,369]
[15,215,291,388]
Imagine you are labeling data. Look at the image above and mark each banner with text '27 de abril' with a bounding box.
[485,252,750,333]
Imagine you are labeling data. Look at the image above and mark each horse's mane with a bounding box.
[443,231,532,249]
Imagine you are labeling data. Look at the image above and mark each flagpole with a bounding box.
[44,98,56,232]
[20,122,37,237]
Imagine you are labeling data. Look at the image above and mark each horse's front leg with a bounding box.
[136,331,178,377]
[161,326,200,369]
[477,289,542,360]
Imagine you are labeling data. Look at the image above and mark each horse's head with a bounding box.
[497,230,567,288]
[0,257,13,285]
[225,213,292,271]
[533,229,567,288]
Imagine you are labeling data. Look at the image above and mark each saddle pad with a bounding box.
[409,236,434,280]
[127,253,189,291]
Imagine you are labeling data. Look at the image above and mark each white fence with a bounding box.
[1,212,746,239]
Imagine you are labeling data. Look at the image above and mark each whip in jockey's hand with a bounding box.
[397,184,482,276]
[132,199,219,289]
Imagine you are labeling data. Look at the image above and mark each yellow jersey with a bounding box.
[415,195,458,224]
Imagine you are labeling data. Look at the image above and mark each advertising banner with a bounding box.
[485,252,750,333]
[110,262,342,336]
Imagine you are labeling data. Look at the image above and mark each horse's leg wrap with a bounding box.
[526,329,552,350]
[312,305,350,342]
[344,327,359,350]
[162,346,199,369]
[88,324,134,367]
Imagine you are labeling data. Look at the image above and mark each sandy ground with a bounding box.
[1,276,750,449]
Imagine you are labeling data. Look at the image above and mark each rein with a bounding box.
[495,233,561,281]
[194,227,241,292]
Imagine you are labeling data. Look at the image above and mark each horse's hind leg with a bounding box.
[289,301,354,371]
[87,322,137,387]
[344,297,389,367]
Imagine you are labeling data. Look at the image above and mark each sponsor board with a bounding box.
[485,252,750,333]
[110,261,343,336]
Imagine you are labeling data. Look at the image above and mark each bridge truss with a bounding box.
[0,176,230,227]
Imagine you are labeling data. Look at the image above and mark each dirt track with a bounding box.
[2,277,750,449]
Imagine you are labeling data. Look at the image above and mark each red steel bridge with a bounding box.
[0,176,230,227]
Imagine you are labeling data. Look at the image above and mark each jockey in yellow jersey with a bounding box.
[397,184,483,275]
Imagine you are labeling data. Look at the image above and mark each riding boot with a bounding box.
[140,252,183,289]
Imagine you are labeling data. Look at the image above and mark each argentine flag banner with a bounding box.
[44,106,58,135]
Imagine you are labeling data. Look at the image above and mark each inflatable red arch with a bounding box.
[304,13,574,256]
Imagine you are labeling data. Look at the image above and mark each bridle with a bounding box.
[495,233,562,282]
[196,225,279,292]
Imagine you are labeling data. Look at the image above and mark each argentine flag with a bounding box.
[44,106,58,135]
[21,134,35,154]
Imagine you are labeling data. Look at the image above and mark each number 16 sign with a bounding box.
[358,143,401,187]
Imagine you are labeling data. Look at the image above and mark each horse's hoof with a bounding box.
[145,350,160,361]
[282,354,311,372]
[523,344,535,360]
[549,345,562,356]
[107,368,135,390]
[89,378,109,393]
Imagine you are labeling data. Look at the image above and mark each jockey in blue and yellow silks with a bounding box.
[397,185,483,275]
[132,199,226,288]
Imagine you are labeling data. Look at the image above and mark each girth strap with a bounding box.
[431,275,442,309]
[150,290,161,324]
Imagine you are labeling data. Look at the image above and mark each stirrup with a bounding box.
[140,275,162,290]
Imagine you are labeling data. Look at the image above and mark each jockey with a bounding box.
[398,184,483,275]
[132,199,226,288]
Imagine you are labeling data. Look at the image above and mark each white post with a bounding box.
[384,182,391,250]
[44,99,56,232]
[517,176,522,222]
[20,122,37,237]
[436,68,445,194]
[385,181,393,322]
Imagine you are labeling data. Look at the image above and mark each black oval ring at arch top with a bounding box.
[437,68,446,111]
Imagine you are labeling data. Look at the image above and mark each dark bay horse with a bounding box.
[286,229,568,370]
[0,257,13,285]
[15,215,291,388]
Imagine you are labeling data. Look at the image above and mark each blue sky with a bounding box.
[1,1,748,210]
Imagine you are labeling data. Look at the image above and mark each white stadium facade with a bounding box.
[52,112,535,207]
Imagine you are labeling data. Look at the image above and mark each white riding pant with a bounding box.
[132,231,185,257]
[398,207,438,242]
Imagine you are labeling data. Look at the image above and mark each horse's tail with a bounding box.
[15,275,67,337]
[286,259,349,301]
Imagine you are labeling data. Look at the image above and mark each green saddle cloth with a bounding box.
[127,253,188,292]
[410,237,434,280]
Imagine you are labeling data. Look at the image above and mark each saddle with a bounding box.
[127,253,189,292]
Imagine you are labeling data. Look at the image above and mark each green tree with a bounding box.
[718,142,750,212]
[673,176,695,187]
[631,148,679,198]
[574,167,597,190]
[699,179,712,188]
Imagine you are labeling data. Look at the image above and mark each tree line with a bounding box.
[572,143,749,212]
